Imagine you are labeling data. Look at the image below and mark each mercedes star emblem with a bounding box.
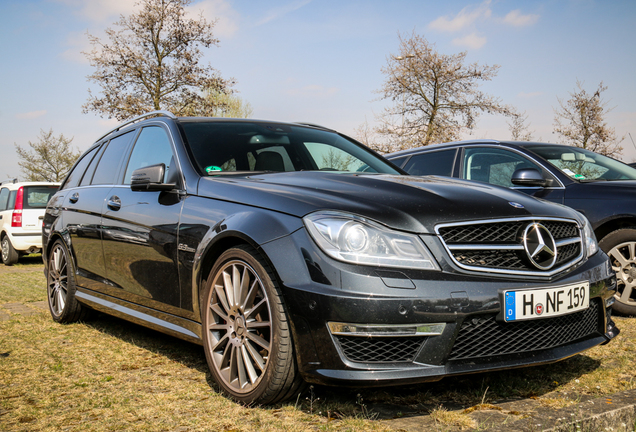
[523,223,557,270]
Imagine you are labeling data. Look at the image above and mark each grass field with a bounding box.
[1,256,635,431]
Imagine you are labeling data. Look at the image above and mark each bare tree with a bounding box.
[508,110,534,141]
[83,0,235,120]
[15,129,80,182]
[376,32,513,151]
[554,80,623,157]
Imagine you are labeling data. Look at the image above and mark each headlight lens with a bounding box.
[304,211,440,270]
[581,216,598,258]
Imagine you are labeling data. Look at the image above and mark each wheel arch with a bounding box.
[192,210,301,319]
[594,216,636,242]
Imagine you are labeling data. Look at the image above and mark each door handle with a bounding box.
[69,192,79,204]
[107,196,121,211]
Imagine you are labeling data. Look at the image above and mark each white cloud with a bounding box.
[255,0,312,27]
[16,110,47,120]
[187,0,240,39]
[429,0,492,32]
[54,0,136,23]
[452,33,487,49]
[60,31,92,64]
[502,10,540,27]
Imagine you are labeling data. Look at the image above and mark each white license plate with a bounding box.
[503,282,590,322]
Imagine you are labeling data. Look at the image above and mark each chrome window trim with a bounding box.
[458,144,566,190]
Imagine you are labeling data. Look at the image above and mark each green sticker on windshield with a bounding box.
[205,166,223,174]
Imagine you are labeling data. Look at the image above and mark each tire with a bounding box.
[1,235,19,266]
[47,239,91,323]
[599,228,636,315]
[201,245,303,405]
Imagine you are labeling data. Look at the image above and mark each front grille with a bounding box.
[334,336,425,363]
[436,218,583,276]
[448,300,601,361]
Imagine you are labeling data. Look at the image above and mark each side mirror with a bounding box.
[130,163,176,191]
[511,168,550,188]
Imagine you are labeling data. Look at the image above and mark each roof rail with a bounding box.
[294,122,334,131]
[95,110,177,143]
[1,178,18,185]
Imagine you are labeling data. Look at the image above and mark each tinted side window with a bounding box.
[123,127,174,184]
[92,132,135,185]
[389,156,408,169]
[463,147,543,187]
[0,187,9,211]
[403,149,457,176]
[63,146,99,189]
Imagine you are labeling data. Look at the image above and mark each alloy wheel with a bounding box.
[206,260,272,394]
[606,241,636,307]
[48,244,68,316]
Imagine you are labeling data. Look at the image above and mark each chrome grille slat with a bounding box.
[435,217,583,277]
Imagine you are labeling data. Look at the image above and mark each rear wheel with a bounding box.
[47,239,91,323]
[599,228,636,315]
[1,236,19,266]
[201,245,303,404]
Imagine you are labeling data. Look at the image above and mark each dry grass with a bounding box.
[1,258,636,431]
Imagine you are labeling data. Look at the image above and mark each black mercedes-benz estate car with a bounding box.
[43,113,618,404]
[387,140,636,315]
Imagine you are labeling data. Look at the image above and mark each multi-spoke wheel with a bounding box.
[600,228,636,315]
[201,245,303,404]
[47,239,90,323]
[1,236,19,266]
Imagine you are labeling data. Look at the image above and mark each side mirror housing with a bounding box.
[511,168,550,188]
[130,163,176,191]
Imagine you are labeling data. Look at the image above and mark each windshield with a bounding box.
[178,121,401,176]
[529,145,636,181]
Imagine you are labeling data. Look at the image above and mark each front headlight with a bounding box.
[304,211,440,270]
[581,216,598,258]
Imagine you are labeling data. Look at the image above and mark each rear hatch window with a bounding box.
[23,186,59,209]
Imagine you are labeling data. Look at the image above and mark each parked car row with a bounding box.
[40,112,619,404]
[387,140,636,315]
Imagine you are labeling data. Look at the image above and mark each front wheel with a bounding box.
[201,245,303,404]
[599,228,636,315]
[1,236,19,266]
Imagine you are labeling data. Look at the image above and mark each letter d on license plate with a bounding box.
[503,282,590,322]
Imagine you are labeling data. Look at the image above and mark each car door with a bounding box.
[460,146,565,204]
[63,132,135,291]
[101,125,184,312]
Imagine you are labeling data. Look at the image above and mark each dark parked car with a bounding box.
[388,140,636,315]
[44,114,618,404]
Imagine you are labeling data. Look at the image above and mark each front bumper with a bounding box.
[262,229,618,387]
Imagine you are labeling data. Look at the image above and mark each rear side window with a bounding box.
[63,146,99,189]
[0,187,9,211]
[91,131,135,185]
[403,149,457,176]
[22,186,59,209]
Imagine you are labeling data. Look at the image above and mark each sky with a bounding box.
[1,0,635,180]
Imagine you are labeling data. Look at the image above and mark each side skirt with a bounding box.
[76,288,203,345]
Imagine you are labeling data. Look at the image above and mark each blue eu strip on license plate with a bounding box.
[504,282,590,322]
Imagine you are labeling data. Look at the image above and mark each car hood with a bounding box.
[197,172,580,234]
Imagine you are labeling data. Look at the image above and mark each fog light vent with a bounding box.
[334,335,424,363]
